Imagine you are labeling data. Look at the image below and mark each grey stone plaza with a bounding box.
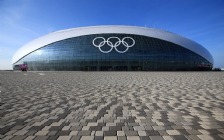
[0,71,224,140]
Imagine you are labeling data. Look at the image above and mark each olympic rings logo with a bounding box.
[92,37,135,53]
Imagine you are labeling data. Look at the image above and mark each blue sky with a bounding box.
[0,0,224,70]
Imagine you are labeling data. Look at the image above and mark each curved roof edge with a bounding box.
[12,25,214,64]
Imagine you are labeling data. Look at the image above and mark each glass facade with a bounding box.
[13,34,213,71]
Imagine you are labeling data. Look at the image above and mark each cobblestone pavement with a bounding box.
[0,71,224,140]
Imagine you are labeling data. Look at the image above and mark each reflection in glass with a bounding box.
[13,34,212,71]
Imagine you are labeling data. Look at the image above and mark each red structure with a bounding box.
[19,64,28,71]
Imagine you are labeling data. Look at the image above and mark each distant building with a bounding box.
[12,25,213,71]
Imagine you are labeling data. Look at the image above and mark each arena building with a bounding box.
[12,25,213,71]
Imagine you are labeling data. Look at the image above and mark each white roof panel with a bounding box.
[12,25,213,64]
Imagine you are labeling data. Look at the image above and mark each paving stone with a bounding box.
[30,126,44,131]
[104,136,117,140]
[56,130,71,136]
[102,126,110,131]
[186,130,201,135]
[152,126,165,131]
[95,131,104,136]
[10,136,27,140]
[117,131,125,136]
[171,126,185,130]
[149,136,164,140]
[145,126,153,130]
[207,129,222,134]
[163,126,172,130]
[90,126,102,131]
[134,126,145,131]
[71,136,81,140]
[11,125,25,130]
[122,127,130,131]
[166,130,180,135]
[2,135,14,140]
[125,131,138,136]
[88,123,98,126]
[33,136,48,140]
[48,136,59,140]
[118,136,127,140]
[172,135,188,140]
[47,130,58,135]
[218,129,224,134]
[188,135,201,140]
[110,126,122,131]
[1,72,224,140]
[13,130,28,135]
[218,134,224,139]
[162,136,173,140]
[210,135,224,140]
[104,131,117,136]
[82,126,90,130]
[78,131,91,136]
[116,123,125,127]
[95,136,104,140]
[139,136,150,140]
[70,131,78,135]
[127,136,140,140]
[158,130,169,136]
[58,136,72,140]
[49,126,63,131]
[35,130,49,135]
[5,130,17,135]
[138,131,147,136]
[71,126,83,131]
[146,131,160,136]
[80,136,94,140]
[62,126,71,131]
[24,136,36,140]
[198,130,210,134]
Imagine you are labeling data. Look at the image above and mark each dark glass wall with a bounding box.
[13,34,213,71]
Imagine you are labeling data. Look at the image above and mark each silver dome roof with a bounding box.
[12,25,213,64]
